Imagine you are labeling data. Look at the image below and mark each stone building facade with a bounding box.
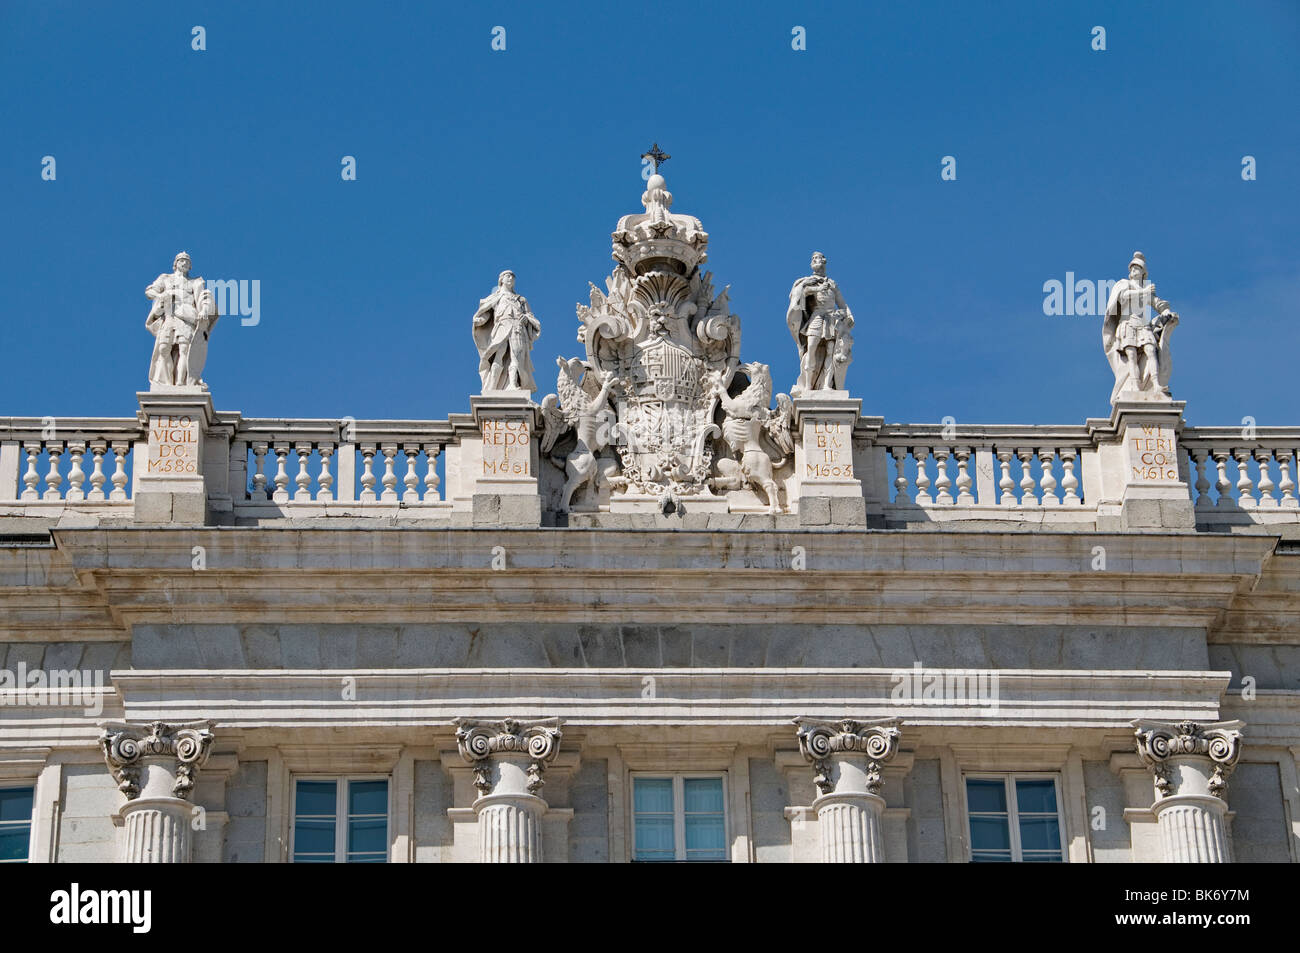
[1,174,1297,863]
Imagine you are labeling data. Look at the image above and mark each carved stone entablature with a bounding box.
[1133,719,1244,799]
[100,720,215,800]
[455,717,562,796]
[794,717,901,797]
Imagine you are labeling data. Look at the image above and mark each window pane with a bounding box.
[348,817,388,858]
[970,850,1012,862]
[684,814,726,859]
[633,778,673,814]
[634,816,675,860]
[1018,816,1062,853]
[293,818,336,857]
[348,780,388,817]
[1015,779,1058,815]
[0,829,30,862]
[294,780,337,818]
[0,788,34,824]
[969,815,1011,851]
[682,778,724,814]
[965,779,1006,814]
[1021,852,1065,862]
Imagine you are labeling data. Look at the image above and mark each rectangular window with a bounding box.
[632,775,727,862]
[292,778,388,863]
[965,775,1064,863]
[0,786,34,863]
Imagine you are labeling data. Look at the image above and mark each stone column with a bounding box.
[455,717,561,863]
[100,721,214,863]
[1133,719,1244,863]
[795,717,901,862]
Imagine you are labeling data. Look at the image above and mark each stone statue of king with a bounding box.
[472,269,541,393]
[145,251,219,391]
[787,252,854,394]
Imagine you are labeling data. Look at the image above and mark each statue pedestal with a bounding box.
[468,394,541,526]
[1089,399,1193,531]
[792,393,865,526]
[134,390,216,525]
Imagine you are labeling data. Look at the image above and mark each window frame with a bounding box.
[0,782,36,864]
[962,772,1067,863]
[630,772,729,863]
[289,774,391,864]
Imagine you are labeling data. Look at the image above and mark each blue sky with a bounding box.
[1,1,1296,427]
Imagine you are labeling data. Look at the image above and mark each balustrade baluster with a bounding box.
[954,448,974,504]
[1038,450,1058,506]
[110,443,129,501]
[251,442,269,500]
[21,444,40,501]
[424,445,442,501]
[934,448,953,505]
[1278,450,1298,509]
[403,447,421,502]
[43,445,63,501]
[1234,449,1255,509]
[1017,449,1036,505]
[359,445,377,502]
[1191,449,1211,508]
[1255,450,1277,508]
[317,444,335,501]
[913,448,932,505]
[294,444,313,502]
[890,448,909,504]
[996,449,1016,506]
[1212,451,1231,506]
[87,443,107,501]
[272,443,291,504]
[380,445,399,501]
[1059,449,1080,505]
[65,442,86,501]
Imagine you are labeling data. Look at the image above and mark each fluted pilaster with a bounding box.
[1133,719,1244,864]
[100,721,214,864]
[455,717,561,864]
[795,717,901,863]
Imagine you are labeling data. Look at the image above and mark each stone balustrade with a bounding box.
[232,418,457,512]
[4,411,1300,532]
[879,424,1093,510]
[0,417,143,513]
[1181,428,1300,514]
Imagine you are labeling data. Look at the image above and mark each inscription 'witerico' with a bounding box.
[1128,424,1179,482]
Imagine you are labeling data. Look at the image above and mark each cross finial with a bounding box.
[641,143,670,174]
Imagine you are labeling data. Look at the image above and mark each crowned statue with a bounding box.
[472,270,542,393]
[787,252,854,394]
[1102,251,1179,403]
[145,251,219,390]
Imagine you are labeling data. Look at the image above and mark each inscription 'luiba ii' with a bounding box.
[1126,424,1180,483]
[482,418,531,476]
[804,421,853,479]
[147,414,199,475]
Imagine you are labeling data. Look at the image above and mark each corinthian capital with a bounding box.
[794,717,901,796]
[100,721,215,800]
[455,717,562,796]
[1133,719,1244,798]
